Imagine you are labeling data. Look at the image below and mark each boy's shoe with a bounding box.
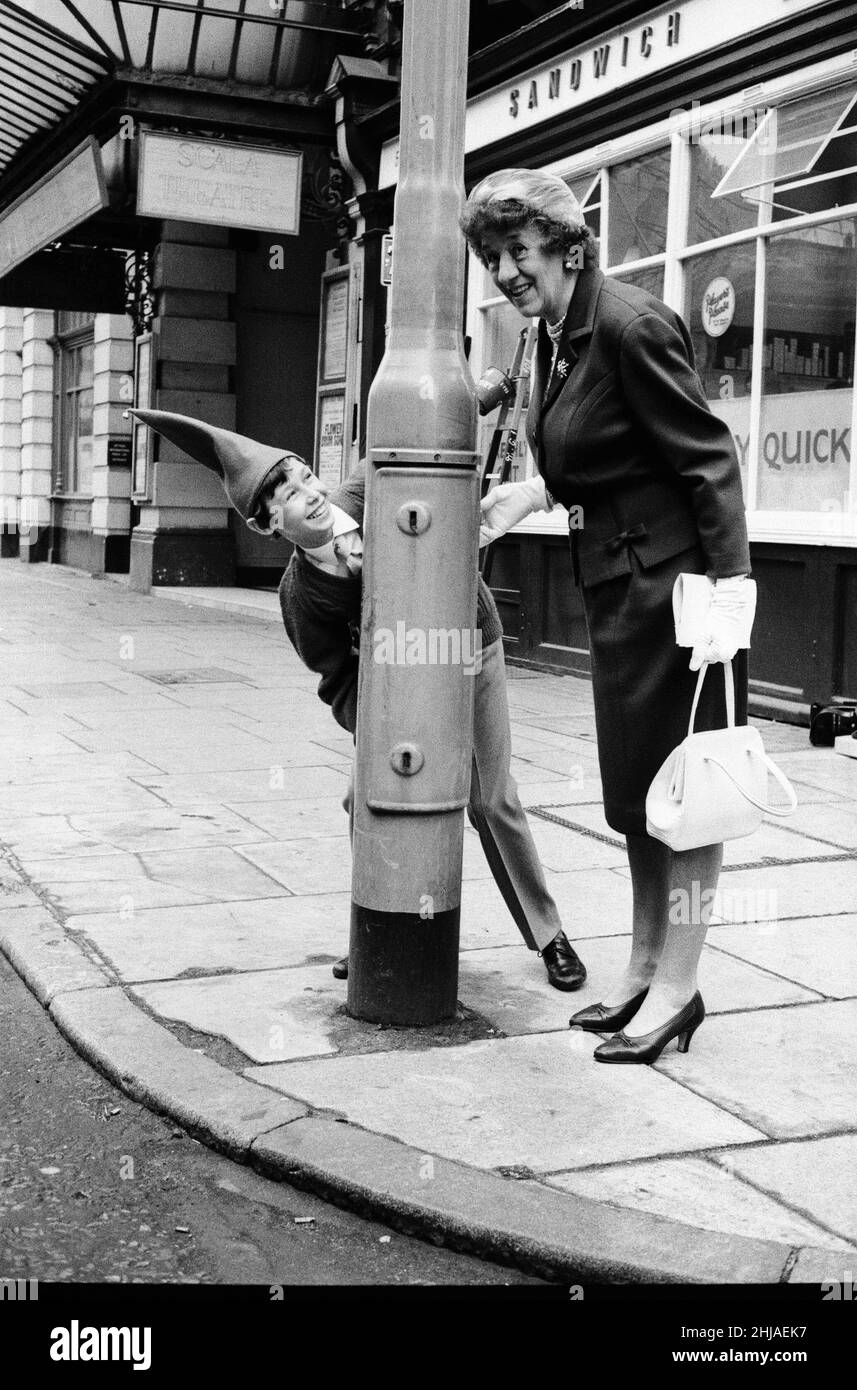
[540,930,586,991]
[332,957,349,979]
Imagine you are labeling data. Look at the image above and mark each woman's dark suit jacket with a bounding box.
[525,267,752,834]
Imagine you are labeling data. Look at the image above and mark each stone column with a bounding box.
[129,222,238,592]
[18,308,54,564]
[91,312,134,573]
[0,306,23,558]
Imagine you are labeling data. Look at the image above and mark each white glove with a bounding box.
[479,475,552,547]
[687,575,757,671]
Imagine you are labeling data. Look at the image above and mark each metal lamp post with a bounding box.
[347,0,477,1024]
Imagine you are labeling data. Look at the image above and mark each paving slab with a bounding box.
[460,867,633,946]
[0,752,171,786]
[0,731,106,760]
[509,758,570,786]
[247,1033,764,1171]
[228,796,350,841]
[0,860,42,909]
[135,765,349,805]
[708,914,857,999]
[0,778,167,817]
[548,863,633,929]
[711,860,857,922]
[545,1153,856,1252]
[61,729,277,758]
[524,817,627,871]
[775,750,857,798]
[724,1135,857,1248]
[655,999,857,1138]
[22,846,293,915]
[138,965,343,1063]
[509,723,598,758]
[774,802,857,849]
[50,986,307,1160]
[0,805,277,859]
[458,937,817,1039]
[519,778,606,807]
[237,836,359,895]
[67,893,350,981]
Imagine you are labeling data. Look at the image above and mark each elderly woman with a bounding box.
[462,169,755,1064]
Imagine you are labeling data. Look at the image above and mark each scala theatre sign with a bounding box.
[137,131,302,235]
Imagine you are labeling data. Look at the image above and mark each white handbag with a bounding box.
[646,660,798,851]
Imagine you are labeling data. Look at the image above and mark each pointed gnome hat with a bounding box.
[131,409,300,519]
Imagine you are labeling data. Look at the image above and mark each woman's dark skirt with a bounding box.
[582,542,749,837]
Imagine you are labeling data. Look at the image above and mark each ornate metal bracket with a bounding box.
[124,250,154,337]
[301,148,355,262]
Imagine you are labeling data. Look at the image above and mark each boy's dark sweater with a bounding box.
[278,471,502,735]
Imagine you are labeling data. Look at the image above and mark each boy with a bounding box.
[132,409,585,991]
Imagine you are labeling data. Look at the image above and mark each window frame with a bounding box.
[51,314,95,498]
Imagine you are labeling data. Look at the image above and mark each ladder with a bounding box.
[479,324,538,586]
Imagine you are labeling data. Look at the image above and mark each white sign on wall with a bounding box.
[379,0,832,185]
[711,387,852,512]
[0,138,107,278]
[702,278,736,337]
[137,131,302,235]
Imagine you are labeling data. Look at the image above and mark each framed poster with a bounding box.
[320,270,349,382]
[315,266,351,485]
[316,391,346,488]
[131,334,153,499]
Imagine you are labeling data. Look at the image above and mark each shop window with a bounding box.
[53,312,94,496]
[607,148,670,264]
[568,170,601,239]
[713,86,857,201]
[769,123,857,222]
[688,127,761,245]
[710,83,857,224]
[684,243,756,501]
[757,218,855,512]
[611,264,665,300]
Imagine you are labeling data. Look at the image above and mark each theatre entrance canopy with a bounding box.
[0,0,363,310]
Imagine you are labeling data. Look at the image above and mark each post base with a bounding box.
[347,904,460,1025]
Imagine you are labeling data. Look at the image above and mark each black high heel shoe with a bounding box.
[569,987,648,1034]
[593,991,705,1065]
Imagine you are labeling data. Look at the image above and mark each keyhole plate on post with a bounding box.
[396,501,431,535]
[390,742,424,776]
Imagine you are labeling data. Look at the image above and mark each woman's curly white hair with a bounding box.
[460,167,598,270]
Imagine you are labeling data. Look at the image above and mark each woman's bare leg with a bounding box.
[599,832,672,1007]
[622,840,723,1036]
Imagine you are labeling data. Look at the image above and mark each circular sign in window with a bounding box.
[697,276,733,339]
[701,277,736,337]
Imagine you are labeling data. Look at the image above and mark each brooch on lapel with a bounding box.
[555,358,569,379]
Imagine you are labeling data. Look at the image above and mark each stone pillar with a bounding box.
[18,308,54,564]
[91,312,134,573]
[129,222,238,592]
[0,306,23,558]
